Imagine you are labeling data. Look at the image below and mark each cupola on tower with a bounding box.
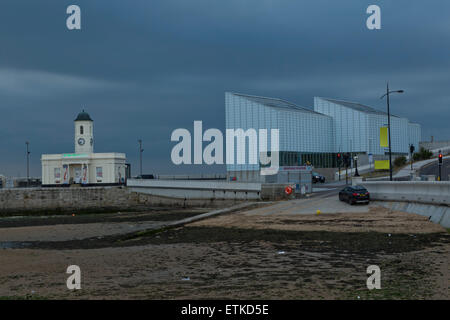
[74,110,94,154]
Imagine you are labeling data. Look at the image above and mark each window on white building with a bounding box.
[54,167,61,179]
[96,167,103,178]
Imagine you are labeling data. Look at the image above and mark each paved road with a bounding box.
[419,158,450,180]
[244,187,373,216]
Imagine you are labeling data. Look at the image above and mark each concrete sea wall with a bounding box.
[374,201,450,228]
[0,186,246,215]
[127,179,300,201]
[361,181,450,228]
[127,179,262,200]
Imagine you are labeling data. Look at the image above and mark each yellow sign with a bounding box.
[374,160,390,170]
[380,127,388,147]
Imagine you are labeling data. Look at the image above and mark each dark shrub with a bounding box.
[394,156,407,167]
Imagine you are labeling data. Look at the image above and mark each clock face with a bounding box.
[78,138,85,146]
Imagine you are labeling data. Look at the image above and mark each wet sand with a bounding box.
[0,205,448,300]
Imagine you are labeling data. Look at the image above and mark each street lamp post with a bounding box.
[380,83,404,181]
[138,139,144,177]
[409,144,415,171]
[25,141,30,187]
[438,149,442,181]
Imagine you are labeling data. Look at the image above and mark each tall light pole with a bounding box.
[380,83,404,181]
[25,141,30,187]
[409,144,415,171]
[138,139,144,177]
[354,155,359,177]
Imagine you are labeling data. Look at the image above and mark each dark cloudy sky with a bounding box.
[1,0,449,177]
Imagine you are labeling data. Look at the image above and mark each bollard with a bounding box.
[352,177,363,186]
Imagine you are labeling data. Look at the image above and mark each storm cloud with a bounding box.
[0,0,449,176]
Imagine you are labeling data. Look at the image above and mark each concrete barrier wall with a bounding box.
[156,174,227,180]
[375,201,450,228]
[127,179,262,200]
[260,184,290,200]
[361,181,450,206]
[127,179,296,201]
[0,186,246,215]
[360,181,450,228]
[420,140,450,151]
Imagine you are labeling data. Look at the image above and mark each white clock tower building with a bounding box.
[74,110,94,154]
[41,110,127,186]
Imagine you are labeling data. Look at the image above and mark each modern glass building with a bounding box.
[225,92,421,182]
[314,97,421,156]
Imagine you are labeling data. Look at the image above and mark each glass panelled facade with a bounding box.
[408,122,421,150]
[225,93,422,175]
[314,97,421,155]
[272,151,339,168]
[226,92,334,172]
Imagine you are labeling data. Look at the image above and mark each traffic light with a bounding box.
[409,144,415,154]
[337,153,341,162]
[439,153,443,164]
[342,153,350,167]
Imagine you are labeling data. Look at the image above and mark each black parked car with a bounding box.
[339,185,370,205]
[312,172,325,183]
[136,174,155,179]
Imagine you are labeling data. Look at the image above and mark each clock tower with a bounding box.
[74,110,94,154]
